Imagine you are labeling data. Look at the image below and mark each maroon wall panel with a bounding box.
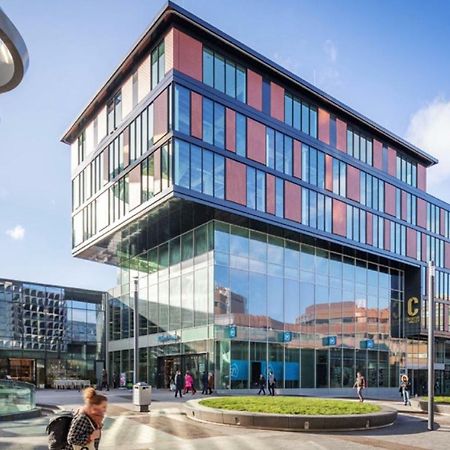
[418,164,427,191]
[123,127,130,167]
[401,191,407,221]
[336,118,347,152]
[387,147,397,176]
[417,198,427,228]
[406,227,417,259]
[266,174,276,215]
[318,108,330,145]
[421,233,427,262]
[346,165,360,202]
[247,69,263,111]
[174,29,202,81]
[325,154,333,191]
[247,118,266,164]
[225,159,246,205]
[153,88,168,142]
[332,199,346,237]
[270,82,284,122]
[384,184,396,217]
[225,108,236,152]
[191,91,203,139]
[384,220,390,251]
[373,139,383,170]
[366,212,373,246]
[446,242,450,269]
[284,181,301,223]
[293,140,301,179]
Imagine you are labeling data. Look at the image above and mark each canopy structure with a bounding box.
[0,7,28,93]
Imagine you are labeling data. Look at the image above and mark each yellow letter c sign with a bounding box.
[407,296,419,317]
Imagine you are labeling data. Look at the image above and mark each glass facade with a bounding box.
[0,280,105,386]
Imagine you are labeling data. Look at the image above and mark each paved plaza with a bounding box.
[1,389,450,449]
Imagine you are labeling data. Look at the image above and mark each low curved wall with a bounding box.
[0,380,37,421]
[418,400,450,415]
[185,398,397,432]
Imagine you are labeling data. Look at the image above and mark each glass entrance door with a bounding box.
[157,353,208,389]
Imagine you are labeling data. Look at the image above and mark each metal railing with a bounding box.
[0,380,36,416]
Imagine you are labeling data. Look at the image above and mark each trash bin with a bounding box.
[133,382,151,412]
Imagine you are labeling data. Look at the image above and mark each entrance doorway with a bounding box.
[8,359,35,383]
[157,353,208,389]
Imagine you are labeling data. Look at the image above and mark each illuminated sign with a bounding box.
[322,335,337,346]
[406,296,420,324]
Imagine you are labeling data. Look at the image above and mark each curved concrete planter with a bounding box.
[0,408,41,422]
[185,398,397,432]
[417,400,450,415]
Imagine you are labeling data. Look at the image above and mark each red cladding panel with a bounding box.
[366,212,373,245]
[387,147,397,176]
[384,220,390,251]
[293,140,301,178]
[225,159,246,205]
[373,140,383,170]
[406,228,417,259]
[325,155,333,191]
[266,174,276,215]
[225,108,236,152]
[247,118,266,164]
[154,88,168,142]
[191,92,202,139]
[270,82,284,122]
[346,166,360,202]
[247,69,263,111]
[445,242,450,269]
[174,29,202,81]
[332,199,346,237]
[318,109,330,145]
[417,198,427,228]
[418,164,427,191]
[421,233,427,262]
[401,191,407,221]
[284,181,301,223]
[384,184,396,217]
[336,118,347,152]
[123,127,130,167]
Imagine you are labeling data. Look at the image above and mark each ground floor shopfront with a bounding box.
[107,219,450,394]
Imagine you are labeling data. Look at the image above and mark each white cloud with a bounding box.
[406,98,450,202]
[6,225,25,241]
[323,39,337,63]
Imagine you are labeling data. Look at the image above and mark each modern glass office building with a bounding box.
[0,278,105,387]
[62,2,450,395]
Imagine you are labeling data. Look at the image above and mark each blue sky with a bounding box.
[1,0,450,290]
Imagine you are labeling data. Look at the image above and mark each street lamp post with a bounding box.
[427,261,435,431]
[133,277,139,385]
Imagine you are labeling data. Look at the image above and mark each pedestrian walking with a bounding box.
[399,375,412,406]
[268,371,276,396]
[100,369,109,391]
[184,371,196,395]
[112,372,118,389]
[201,371,209,394]
[207,371,214,395]
[353,371,366,402]
[65,387,107,449]
[174,370,184,398]
[257,374,266,395]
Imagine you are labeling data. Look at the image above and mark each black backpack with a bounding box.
[46,411,73,450]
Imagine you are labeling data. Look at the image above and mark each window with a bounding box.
[360,172,384,213]
[266,128,275,169]
[236,113,246,156]
[174,85,190,135]
[107,92,122,134]
[214,103,225,149]
[214,153,225,199]
[77,131,86,165]
[203,98,214,145]
[246,167,265,212]
[396,153,417,187]
[174,140,190,188]
[332,159,346,196]
[302,144,325,189]
[301,187,332,233]
[141,153,155,201]
[202,48,246,102]
[347,128,373,165]
[275,178,284,218]
[390,222,406,256]
[372,215,384,250]
[247,167,256,210]
[427,203,439,234]
[346,205,366,244]
[284,93,318,138]
[151,41,165,89]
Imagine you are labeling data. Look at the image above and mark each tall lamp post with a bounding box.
[133,276,139,385]
[427,261,435,431]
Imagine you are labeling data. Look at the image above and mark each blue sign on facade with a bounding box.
[360,339,375,349]
[322,335,337,346]
[281,331,292,342]
[228,324,237,338]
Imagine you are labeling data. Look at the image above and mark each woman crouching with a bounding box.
[66,387,107,449]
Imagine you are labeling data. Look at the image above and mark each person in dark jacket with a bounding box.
[101,369,109,391]
[174,370,184,398]
[257,374,266,395]
[201,371,209,394]
[207,372,214,395]
[399,375,412,406]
